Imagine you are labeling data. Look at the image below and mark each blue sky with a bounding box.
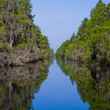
[31,0,110,51]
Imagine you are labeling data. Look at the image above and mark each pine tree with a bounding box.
[70,32,76,41]
[19,0,32,15]
[91,0,106,25]
[106,3,110,19]
[78,18,89,37]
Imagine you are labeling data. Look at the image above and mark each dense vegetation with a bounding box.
[57,57,110,110]
[56,0,110,81]
[0,0,52,64]
[56,1,110,109]
[0,0,53,109]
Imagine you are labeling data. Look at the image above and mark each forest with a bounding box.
[56,1,110,109]
[0,0,52,66]
[56,0,110,82]
[0,0,110,110]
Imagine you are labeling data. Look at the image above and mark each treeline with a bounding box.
[56,0,110,81]
[0,0,51,50]
[0,0,52,64]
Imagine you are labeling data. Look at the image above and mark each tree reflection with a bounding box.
[57,59,110,110]
[0,60,50,110]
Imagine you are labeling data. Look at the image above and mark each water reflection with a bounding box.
[0,60,50,110]
[57,59,110,110]
[31,60,89,110]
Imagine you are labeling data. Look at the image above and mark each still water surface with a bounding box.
[31,60,89,110]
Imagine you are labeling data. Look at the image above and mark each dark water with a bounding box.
[30,60,89,110]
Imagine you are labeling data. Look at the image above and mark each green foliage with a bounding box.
[91,0,106,19]
[19,0,32,14]
[56,1,110,109]
[56,0,110,71]
[0,0,51,59]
